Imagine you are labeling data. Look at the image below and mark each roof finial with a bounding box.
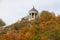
[33,5,35,9]
[33,5,34,8]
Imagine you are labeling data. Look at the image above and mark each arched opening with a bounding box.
[32,13,34,18]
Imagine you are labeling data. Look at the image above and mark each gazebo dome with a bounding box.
[29,6,38,13]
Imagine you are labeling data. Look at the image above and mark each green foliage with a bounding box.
[30,35,41,40]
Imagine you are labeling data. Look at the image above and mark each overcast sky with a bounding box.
[0,0,60,25]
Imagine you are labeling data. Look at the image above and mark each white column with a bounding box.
[34,13,35,19]
[31,13,32,19]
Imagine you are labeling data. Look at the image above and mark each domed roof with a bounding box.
[29,6,38,13]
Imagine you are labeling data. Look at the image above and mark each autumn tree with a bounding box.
[0,19,6,27]
[40,11,56,22]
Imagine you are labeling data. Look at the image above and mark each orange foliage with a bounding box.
[39,23,45,29]
[41,36,48,40]
[54,24,59,31]
[25,32,32,38]
[15,32,25,40]
[6,30,15,39]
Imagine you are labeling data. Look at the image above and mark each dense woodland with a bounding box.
[0,11,60,40]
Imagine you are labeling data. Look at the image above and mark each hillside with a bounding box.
[0,11,60,40]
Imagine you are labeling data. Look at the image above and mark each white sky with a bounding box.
[0,0,60,25]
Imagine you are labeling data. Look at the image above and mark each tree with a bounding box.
[0,19,6,27]
[40,11,55,22]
